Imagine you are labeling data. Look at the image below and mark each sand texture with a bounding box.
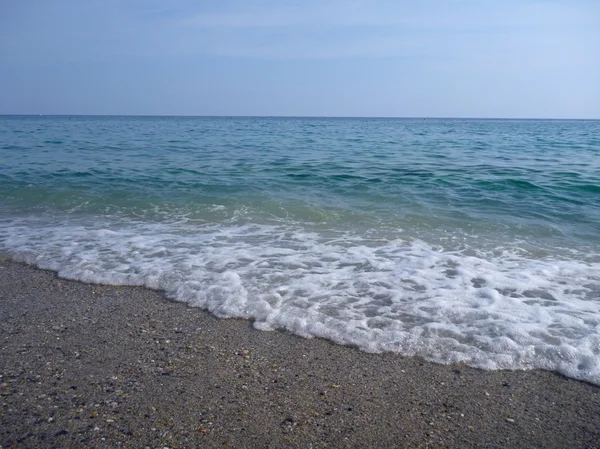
[1,259,599,448]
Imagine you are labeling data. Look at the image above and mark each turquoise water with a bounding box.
[1,116,600,383]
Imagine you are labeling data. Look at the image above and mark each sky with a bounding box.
[1,0,599,118]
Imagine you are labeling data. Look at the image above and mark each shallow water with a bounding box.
[1,116,600,383]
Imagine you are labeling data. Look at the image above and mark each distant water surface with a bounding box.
[1,116,599,383]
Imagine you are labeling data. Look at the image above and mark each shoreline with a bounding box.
[1,259,599,448]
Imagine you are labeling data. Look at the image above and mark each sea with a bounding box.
[1,116,599,384]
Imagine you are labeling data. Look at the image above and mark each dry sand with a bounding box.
[1,258,599,448]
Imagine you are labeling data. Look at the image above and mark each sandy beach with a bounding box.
[1,258,599,448]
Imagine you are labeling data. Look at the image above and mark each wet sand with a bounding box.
[1,258,599,448]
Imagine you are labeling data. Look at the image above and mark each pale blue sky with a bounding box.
[1,0,599,118]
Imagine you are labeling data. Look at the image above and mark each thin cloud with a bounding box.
[173,0,597,30]
[153,0,600,61]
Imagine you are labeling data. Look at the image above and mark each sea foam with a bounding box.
[3,217,600,385]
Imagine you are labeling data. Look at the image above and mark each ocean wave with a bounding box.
[2,217,600,385]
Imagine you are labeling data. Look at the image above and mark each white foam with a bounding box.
[2,216,600,384]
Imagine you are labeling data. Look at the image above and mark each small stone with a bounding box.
[506,418,515,423]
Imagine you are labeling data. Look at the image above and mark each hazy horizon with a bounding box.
[2,115,599,121]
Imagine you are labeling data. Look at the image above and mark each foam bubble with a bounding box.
[1,216,600,384]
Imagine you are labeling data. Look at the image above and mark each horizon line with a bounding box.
[1,114,599,121]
